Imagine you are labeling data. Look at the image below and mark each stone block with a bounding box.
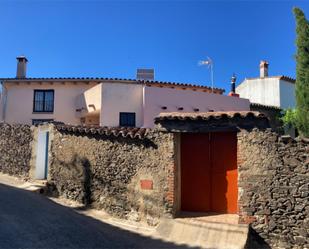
[140,179,153,190]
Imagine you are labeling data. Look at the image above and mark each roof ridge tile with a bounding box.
[54,124,148,139]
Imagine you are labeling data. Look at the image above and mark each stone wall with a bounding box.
[0,120,307,247]
[250,103,283,134]
[238,128,309,248]
[0,123,32,178]
[48,126,176,225]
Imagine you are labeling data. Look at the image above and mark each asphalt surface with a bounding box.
[0,183,188,249]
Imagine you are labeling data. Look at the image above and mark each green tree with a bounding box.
[294,8,309,137]
[281,108,297,128]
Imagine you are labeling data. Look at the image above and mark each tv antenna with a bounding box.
[198,56,214,92]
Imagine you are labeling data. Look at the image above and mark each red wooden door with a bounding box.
[181,133,211,211]
[211,132,238,214]
[181,132,238,214]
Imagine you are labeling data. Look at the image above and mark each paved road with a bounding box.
[0,183,187,249]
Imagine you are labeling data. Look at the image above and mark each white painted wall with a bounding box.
[236,78,280,107]
[236,78,296,109]
[279,80,296,109]
[3,82,97,125]
[100,83,143,127]
[143,86,250,128]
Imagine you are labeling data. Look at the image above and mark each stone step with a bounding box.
[154,217,249,249]
[18,180,48,194]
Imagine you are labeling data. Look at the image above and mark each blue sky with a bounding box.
[0,0,308,93]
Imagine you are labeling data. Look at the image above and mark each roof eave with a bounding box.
[0,78,224,93]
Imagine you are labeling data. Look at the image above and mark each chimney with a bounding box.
[16,56,28,78]
[228,73,239,97]
[259,60,269,78]
[136,69,154,81]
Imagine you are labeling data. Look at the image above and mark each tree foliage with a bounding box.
[293,8,309,137]
[281,108,297,128]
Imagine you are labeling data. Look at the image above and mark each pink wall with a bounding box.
[143,86,250,127]
[2,81,250,128]
[101,83,144,127]
[3,82,97,125]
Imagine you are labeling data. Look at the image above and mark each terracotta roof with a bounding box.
[250,103,281,110]
[245,75,295,84]
[0,77,133,81]
[155,111,266,122]
[54,124,149,139]
[279,76,296,83]
[0,77,224,94]
[143,80,224,94]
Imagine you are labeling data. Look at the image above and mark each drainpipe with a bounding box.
[0,81,8,122]
[141,84,145,128]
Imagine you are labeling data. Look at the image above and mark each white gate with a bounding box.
[35,131,49,180]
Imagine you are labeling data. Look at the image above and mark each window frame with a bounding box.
[33,89,55,113]
[32,119,54,125]
[119,112,136,127]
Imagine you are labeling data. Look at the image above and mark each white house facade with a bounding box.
[236,61,296,109]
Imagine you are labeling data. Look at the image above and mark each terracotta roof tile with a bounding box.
[279,76,296,83]
[141,80,224,93]
[0,77,224,94]
[154,111,266,123]
[250,103,281,110]
[245,75,295,84]
[54,124,149,139]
